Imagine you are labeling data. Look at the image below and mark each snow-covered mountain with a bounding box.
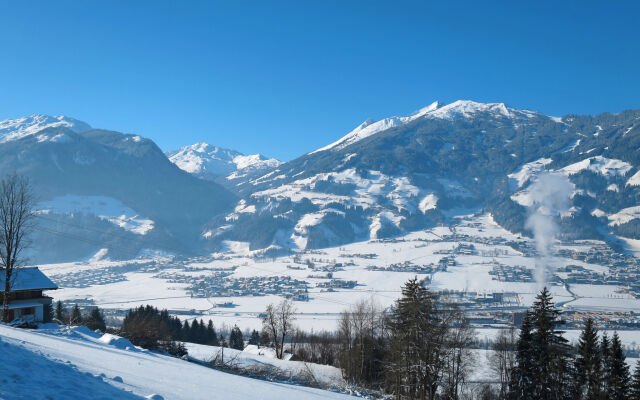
[3,101,640,261]
[0,114,91,143]
[166,142,282,184]
[311,100,543,154]
[0,115,236,262]
[203,100,640,254]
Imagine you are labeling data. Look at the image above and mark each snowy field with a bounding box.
[185,343,345,387]
[37,214,640,340]
[0,324,351,400]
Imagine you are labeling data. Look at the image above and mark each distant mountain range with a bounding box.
[2,100,639,262]
[0,114,236,262]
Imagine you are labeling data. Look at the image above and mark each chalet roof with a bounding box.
[0,267,57,291]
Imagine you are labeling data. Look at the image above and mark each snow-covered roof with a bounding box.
[0,267,57,291]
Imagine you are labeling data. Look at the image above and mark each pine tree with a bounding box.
[84,308,106,331]
[574,318,601,400]
[70,304,82,325]
[206,320,219,346]
[531,287,571,400]
[509,311,536,400]
[385,277,446,399]
[608,332,630,400]
[260,330,270,347]
[509,288,572,400]
[248,330,261,346]
[602,333,612,395]
[229,325,244,350]
[182,320,191,342]
[55,300,67,323]
[630,361,640,400]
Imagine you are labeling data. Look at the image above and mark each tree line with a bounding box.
[47,281,640,399]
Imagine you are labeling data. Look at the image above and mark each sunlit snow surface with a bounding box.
[38,195,154,235]
[37,213,640,340]
[311,100,551,154]
[0,324,349,400]
[0,114,91,143]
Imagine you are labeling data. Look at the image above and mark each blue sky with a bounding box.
[1,1,638,160]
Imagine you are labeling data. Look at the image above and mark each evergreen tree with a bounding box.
[509,311,536,400]
[70,304,82,325]
[207,320,219,346]
[385,277,446,399]
[509,288,572,400]
[531,287,572,400]
[229,325,244,350]
[182,320,191,342]
[84,308,106,331]
[602,333,612,395]
[574,318,601,400]
[608,332,630,400]
[630,361,640,400]
[55,300,67,323]
[260,330,270,347]
[248,330,260,346]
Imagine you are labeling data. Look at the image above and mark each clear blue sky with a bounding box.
[1,1,638,160]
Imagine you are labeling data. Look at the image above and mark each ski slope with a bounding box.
[0,324,351,400]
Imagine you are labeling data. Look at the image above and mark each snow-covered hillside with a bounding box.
[311,100,552,154]
[167,142,281,182]
[205,101,640,253]
[0,324,350,400]
[0,114,91,143]
[2,102,640,262]
[0,114,236,263]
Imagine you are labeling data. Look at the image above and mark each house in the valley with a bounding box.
[0,267,57,322]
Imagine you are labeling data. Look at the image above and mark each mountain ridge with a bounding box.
[1,102,639,261]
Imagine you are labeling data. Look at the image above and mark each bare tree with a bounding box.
[0,174,35,322]
[338,298,383,385]
[441,306,476,400]
[262,299,296,359]
[489,327,517,399]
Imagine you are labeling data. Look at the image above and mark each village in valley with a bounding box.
[38,213,640,343]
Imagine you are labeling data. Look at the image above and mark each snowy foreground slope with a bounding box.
[0,324,351,400]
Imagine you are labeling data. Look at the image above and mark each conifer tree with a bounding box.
[602,333,612,395]
[608,332,630,400]
[574,318,601,400]
[509,311,536,400]
[249,330,260,346]
[55,300,67,323]
[207,320,219,346]
[182,320,191,342]
[85,308,106,331]
[385,277,446,399]
[229,325,244,350]
[530,287,571,400]
[260,330,270,347]
[509,288,572,400]
[70,304,82,325]
[630,361,640,400]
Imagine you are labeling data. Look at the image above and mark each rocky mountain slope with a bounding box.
[2,102,639,262]
[201,101,640,254]
[0,115,236,262]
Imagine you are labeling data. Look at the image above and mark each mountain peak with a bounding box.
[167,142,281,180]
[310,100,547,154]
[0,114,91,143]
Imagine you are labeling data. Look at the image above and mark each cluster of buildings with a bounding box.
[164,272,311,301]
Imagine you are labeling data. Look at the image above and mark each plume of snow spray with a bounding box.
[524,173,573,289]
